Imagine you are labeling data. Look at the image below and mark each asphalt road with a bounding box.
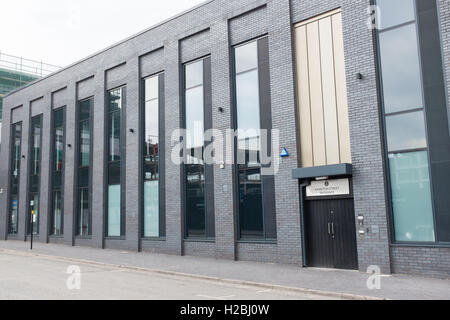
[0,251,335,300]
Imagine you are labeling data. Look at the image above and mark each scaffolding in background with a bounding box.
[0,52,61,129]
[0,51,61,78]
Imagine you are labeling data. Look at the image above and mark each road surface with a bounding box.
[0,250,335,300]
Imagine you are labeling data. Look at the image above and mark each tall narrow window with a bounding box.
[376,0,435,242]
[77,98,92,236]
[51,108,65,236]
[143,75,161,237]
[28,115,42,235]
[8,122,22,235]
[183,58,215,239]
[107,87,125,237]
[233,37,276,240]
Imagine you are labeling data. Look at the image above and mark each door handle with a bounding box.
[331,222,335,238]
[328,222,331,236]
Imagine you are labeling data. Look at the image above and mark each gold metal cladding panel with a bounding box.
[294,9,352,168]
[332,13,352,164]
[306,21,327,167]
[319,16,340,165]
[295,25,314,168]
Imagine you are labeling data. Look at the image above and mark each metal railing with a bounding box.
[0,51,61,78]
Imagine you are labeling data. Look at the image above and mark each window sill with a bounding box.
[142,237,166,242]
[75,236,92,240]
[237,240,277,245]
[184,238,215,243]
[49,235,64,239]
[105,237,126,241]
[390,242,450,249]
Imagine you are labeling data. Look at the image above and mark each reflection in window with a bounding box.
[385,111,427,152]
[144,75,160,238]
[107,88,124,237]
[29,116,42,235]
[377,0,435,242]
[51,108,65,236]
[9,123,22,235]
[389,152,435,242]
[234,40,264,239]
[377,0,415,30]
[77,98,92,236]
[184,59,206,238]
[379,23,423,114]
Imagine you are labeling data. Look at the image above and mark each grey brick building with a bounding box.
[1,0,449,277]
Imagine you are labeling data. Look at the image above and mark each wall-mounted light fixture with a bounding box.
[218,107,224,113]
[22,155,26,159]
[129,128,135,134]
[67,144,72,148]
[356,73,363,80]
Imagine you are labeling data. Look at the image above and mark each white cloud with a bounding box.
[0,0,205,67]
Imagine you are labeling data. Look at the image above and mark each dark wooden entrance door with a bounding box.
[304,198,358,270]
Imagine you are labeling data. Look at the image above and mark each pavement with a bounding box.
[0,240,449,300]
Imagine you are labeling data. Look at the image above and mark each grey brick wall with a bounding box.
[0,0,449,277]
[291,0,391,273]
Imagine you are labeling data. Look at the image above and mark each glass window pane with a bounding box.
[12,124,22,179]
[108,185,121,237]
[77,99,92,237]
[377,0,415,30]
[185,61,203,89]
[108,161,121,185]
[236,70,261,154]
[31,117,41,176]
[145,76,159,101]
[144,181,159,237]
[78,188,90,236]
[109,89,122,112]
[389,151,435,242]
[30,194,39,235]
[185,164,205,238]
[185,85,204,155]
[79,167,89,188]
[53,171,62,190]
[109,111,121,162]
[54,127,64,171]
[239,167,263,239]
[80,121,90,167]
[9,195,19,234]
[52,191,62,236]
[9,123,21,235]
[79,99,91,121]
[144,100,159,157]
[144,162,158,181]
[235,41,258,74]
[386,111,427,152]
[54,109,64,128]
[379,23,423,113]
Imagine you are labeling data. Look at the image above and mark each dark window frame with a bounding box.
[7,122,23,236]
[231,35,277,242]
[27,114,43,236]
[105,86,126,238]
[181,55,215,240]
[75,97,94,238]
[49,106,66,237]
[374,0,448,246]
[140,72,166,240]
